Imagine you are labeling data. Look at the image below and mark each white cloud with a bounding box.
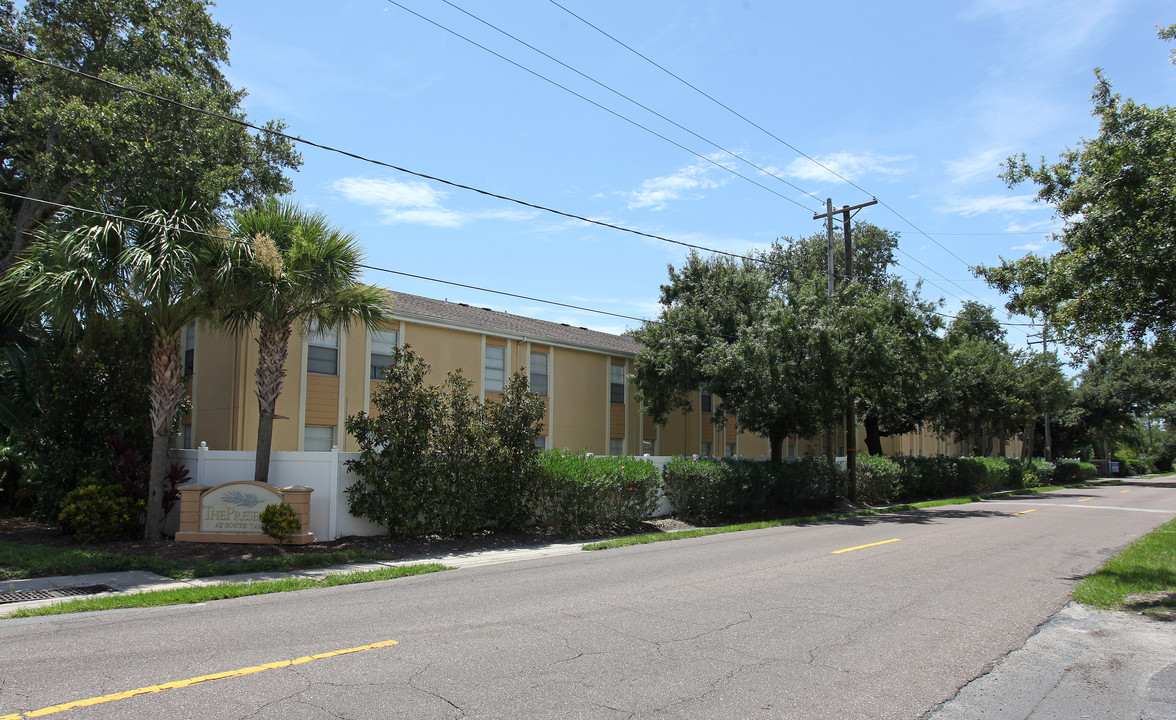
[946,148,1012,185]
[782,152,911,183]
[333,177,534,227]
[628,160,725,211]
[962,0,1123,57]
[944,194,1040,216]
[1012,241,1052,252]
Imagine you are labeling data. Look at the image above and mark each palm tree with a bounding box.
[221,198,391,484]
[1,205,225,539]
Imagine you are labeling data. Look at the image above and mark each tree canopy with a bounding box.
[633,223,942,463]
[977,26,1176,352]
[0,0,301,273]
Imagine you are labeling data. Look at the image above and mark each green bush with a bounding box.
[1028,459,1055,486]
[260,503,301,544]
[57,478,145,541]
[345,346,546,539]
[891,456,970,500]
[1054,461,1098,483]
[662,456,843,524]
[1113,450,1149,476]
[534,452,660,535]
[855,455,903,505]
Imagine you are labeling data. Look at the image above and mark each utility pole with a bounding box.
[813,198,877,504]
[1027,323,1053,462]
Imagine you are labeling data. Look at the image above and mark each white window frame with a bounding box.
[304,425,335,452]
[529,351,549,397]
[307,324,339,376]
[485,344,506,393]
[370,328,398,380]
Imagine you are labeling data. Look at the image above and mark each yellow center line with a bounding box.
[1077,497,1093,502]
[1,640,399,720]
[1122,489,1132,493]
[1012,509,1037,515]
[832,538,901,554]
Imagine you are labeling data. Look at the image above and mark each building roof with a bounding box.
[389,291,642,356]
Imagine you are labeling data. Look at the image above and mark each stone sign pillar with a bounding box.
[175,481,314,544]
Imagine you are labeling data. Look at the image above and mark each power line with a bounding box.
[380,0,821,214]
[0,47,1007,325]
[0,44,977,308]
[546,0,986,283]
[430,0,824,205]
[0,190,1037,341]
[0,46,794,269]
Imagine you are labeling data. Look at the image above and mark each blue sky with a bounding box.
[209,0,1175,351]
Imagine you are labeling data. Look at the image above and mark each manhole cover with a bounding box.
[0,584,115,605]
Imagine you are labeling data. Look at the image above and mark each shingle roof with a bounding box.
[389,291,641,356]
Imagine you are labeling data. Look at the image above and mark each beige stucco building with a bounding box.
[179,290,1018,460]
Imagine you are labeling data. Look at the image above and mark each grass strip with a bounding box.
[1072,517,1176,619]
[0,542,402,581]
[582,484,1090,551]
[4,563,452,617]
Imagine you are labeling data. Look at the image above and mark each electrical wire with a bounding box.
[0,43,979,307]
[0,46,792,270]
[0,190,1037,339]
[545,0,997,283]
[380,0,821,214]
[430,0,825,205]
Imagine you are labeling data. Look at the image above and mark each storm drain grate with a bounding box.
[0,584,115,605]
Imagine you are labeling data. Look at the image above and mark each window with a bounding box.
[533,436,547,452]
[530,352,548,397]
[485,345,505,392]
[641,440,656,456]
[304,425,335,452]
[183,323,196,376]
[307,325,338,375]
[609,438,624,456]
[700,386,712,413]
[610,364,625,404]
[725,442,736,457]
[181,423,193,450]
[370,328,398,380]
[700,441,712,457]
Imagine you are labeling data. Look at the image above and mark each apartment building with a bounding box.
[179,291,771,458]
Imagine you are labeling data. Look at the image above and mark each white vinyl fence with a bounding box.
[169,445,705,540]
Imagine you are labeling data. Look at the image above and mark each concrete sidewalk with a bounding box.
[0,538,588,615]
[926,602,1176,719]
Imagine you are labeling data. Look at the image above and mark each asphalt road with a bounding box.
[4,479,1176,719]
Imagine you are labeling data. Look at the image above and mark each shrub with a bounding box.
[855,455,903,506]
[891,456,960,501]
[345,346,546,538]
[1028,460,1055,487]
[662,456,843,523]
[1113,450,1148,476]
[661,457,733,522]
[1054,461,1098,483]
[260,503,301,544]
[534,452,660,535]
[57,478,145,541]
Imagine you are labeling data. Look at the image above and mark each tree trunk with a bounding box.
[864,414,884,456]
[145,334,185,540]
[254,319,292,483]
[1022,419,1036,459]
[769,429,783,463]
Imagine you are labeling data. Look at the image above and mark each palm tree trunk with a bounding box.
[146,334,185,540]
[254,319,291,483]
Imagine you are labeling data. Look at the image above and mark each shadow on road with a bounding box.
[797,507,1016,527]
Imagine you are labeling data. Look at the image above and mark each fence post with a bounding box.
[197,442,208,485]
[328,444,340,542]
